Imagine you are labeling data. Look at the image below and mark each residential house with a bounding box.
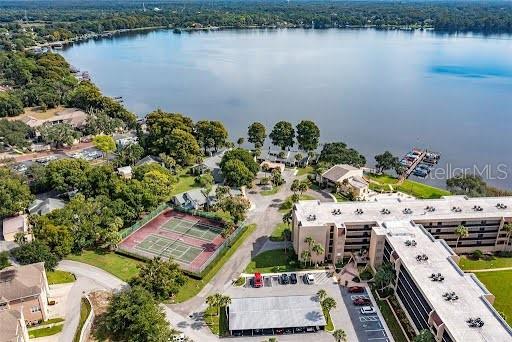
[135,155,160,167]
[12,108,87,129]
[117,166,133,179]
[318,164,369,200]
[172,186,218,211]
[191,149,227,184]
[27,198,65,216]
[0,263,50,325]
[260,161,285,174]
[2,215,29,242]
[0,309,29,342]
[257,148,314,167]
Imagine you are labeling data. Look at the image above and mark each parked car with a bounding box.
[348,286,365,293]
[290,273,297,284]
[284,328,293,334]
[305,327,317,332]
[353,298,372,306]
[360,306,377,315]
[254,273,263,288]
[294,327,305,333]
[280,273,290,285]
[274,328,284,334]
[303,273,315,285]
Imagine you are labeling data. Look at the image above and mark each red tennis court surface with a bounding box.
[118,208,225,274]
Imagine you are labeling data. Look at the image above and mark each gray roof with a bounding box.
[0,263,46,302]
[228,295,326,330]
[322,164,360,183]
[0,309,23,342]
[259,149,310,164]
[28,198,65,215]
[135,155,160,166]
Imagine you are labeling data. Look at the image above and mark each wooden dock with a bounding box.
[398,150,426,184]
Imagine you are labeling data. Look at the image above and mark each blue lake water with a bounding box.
[60,29,512,189]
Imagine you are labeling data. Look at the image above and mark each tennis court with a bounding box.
[118,208,226,274]
[134,234,203,263]
[162,217,223,242]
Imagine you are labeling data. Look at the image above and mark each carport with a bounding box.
[228,295,326,337]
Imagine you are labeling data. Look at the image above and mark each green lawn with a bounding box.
[171,173,200,196]
[73,297,92,342]
[459,256,512,270]
[296,166,314,177]
[47,270,75,284]
[66,251,142,282]
[367,173,451,199]
[174,224,257,303]
[260,185,282,196]
[333,192,349,202]
[29,324,63,338]
[270,223,290,241]
[323,309,335,332]
[204,306,229,336]
[475,270,512,325]
[370,288,408,342]
[245,249,300,273]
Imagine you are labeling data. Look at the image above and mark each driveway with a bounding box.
[56,260,126,342]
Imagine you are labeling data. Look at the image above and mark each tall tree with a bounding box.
[319,142,366,167]
[39,122,79,148]
[10,240,58,271]
[236,137,244,147]
[414,329,435,342]
[116,143,144,166]
[374,262,396,291]
[375,151,399,173]
[0,167,33,219]
[503,223,512,252]
[269,121,294,150]
[130,257,185,301]
[296,120,320,152]
[0,92,24,117]
[103,286,176,341]
[0,119,33,150]
[247,122,266,148]
[166,128,202,166]
[92,134,116,160]
[333,329,348,342]
[317,289,327,302]
[447,174,487,197]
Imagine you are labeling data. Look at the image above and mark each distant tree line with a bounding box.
[2,1,512,50]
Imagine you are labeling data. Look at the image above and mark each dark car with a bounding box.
[348,286,365,293]
[275,328,284,335]
[353,298,372,306]
[284,328,293,334]
[294,327,305,333]
[280,273,290,284]
[290,273,297,284]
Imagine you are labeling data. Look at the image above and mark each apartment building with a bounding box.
[0,263,50,325]
[292,196,512,264]
[368,220,512,341]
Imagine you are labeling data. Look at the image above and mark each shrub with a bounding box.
[352,276,360,283]
[471,249,483,260]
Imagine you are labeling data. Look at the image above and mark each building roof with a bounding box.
[294,195,512,227]
[322,164,361,183]
[135,155,160,166]
[228,295,326,331]
[117,166,133,174]
[2,215,27,236]
[14,108,87,128]
[28,198,65,215]
[259,148,311,164]
[0,309,23,342]
[0,263,46,303]
[374,220,512,341]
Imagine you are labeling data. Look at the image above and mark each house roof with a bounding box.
[117,166,132,174]
[228,295,326,330]
[135,155,160,166]
[0,263,46,302]
[0,309,23,342]
[2,215,27,236]
[322,164,360,183]
[28,198,65,215]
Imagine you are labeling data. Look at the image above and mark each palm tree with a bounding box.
[317,289,327,302]
[206,294,220,316]
[301,250,311,266]
[298,180,309,195]
[312,243,325,265]
[455,225,469,249]
[333,329,348,342]
[502,223,512,252]
[304,236,314,249]
[321,296,337,314]
[374,262,396,291]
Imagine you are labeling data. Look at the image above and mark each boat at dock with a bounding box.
[399,148,441,180]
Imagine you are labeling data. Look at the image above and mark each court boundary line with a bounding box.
[133,234,204,264]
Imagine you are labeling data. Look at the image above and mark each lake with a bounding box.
[60,28,512,189]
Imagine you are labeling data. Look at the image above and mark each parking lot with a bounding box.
[340,286,392,342]
[226,271,393,341]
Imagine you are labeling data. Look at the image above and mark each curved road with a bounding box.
[56,260,127,342]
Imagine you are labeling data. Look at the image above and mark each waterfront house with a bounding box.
[257,148,314,167]
[318,164,369,200]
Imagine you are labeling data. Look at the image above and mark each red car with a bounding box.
[254,272,263,288]
[353,298,372,306]
[348,286,365,293]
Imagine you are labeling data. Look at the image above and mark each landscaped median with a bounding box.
[73,297,93,342]
[47,270,76,284]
